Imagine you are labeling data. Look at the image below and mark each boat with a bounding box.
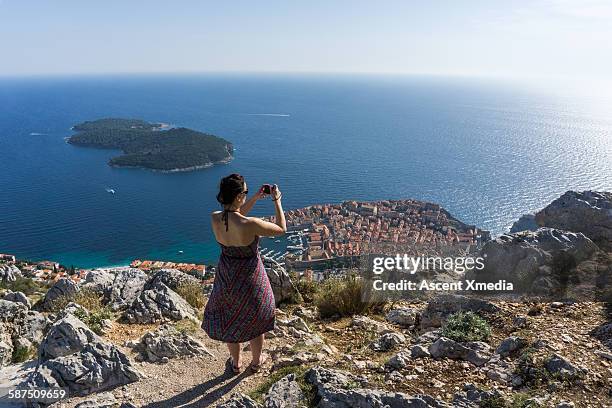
[105,188,116,194]
[178,250,184,254]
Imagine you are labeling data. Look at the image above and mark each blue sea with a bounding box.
[1,74,611,268]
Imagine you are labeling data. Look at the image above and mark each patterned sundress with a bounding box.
[202,235,276,343]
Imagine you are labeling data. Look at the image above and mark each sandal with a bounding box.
[249,353,269,373]
[227,357,242,374]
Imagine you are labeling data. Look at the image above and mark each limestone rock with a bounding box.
[81,269,115,294]
[420,294,498,329]
[3,291,31,308]
[27,312,140,398]
[510,213,538,233]
[0,263,22,282]
[147,268,200,291]
[15,310,51,344]
[123,281,197,324]
[468,228,599,295]
[370,332,405,352]
[217,393,262,408]
[544,353,581,380]
[495,336,527,357]
[39,314,99,361]
[411,344,431,359]
[452,383,503,407]
[429,337,491,366]
[264,373,304,408]
[0,298,28,322]
[385,307,419,328]
[263,257,298,305]
[387,351,411,370]
[75,392,118,408]
[535,190,612,250]
[39,278,78,311]
[305,366,450,408]
[0,323,13,367]
[107,268,148,311]
[132,324,213,362]
[351,315,388,333]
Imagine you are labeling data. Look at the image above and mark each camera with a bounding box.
[262,184,272,194]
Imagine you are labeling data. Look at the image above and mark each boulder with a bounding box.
[386,351,411,370]
[264,373,304,408]
[305,366,449,408]
[218,393,262,408]
[123,281,197,324]
[26,312,140,398]
[369,332,405,352]
[75,392,118,408]
[386,307,419,328]
[39,314,99,361]
[15,310,51,344]
[467,228,599,295]
[411,344,431,359]
[0,264,22,282]
[39,278,78,311]
[429,337,491,366]
[420,294,498,329]
[544,353,581,380]
[3,291,31,308]
[263,257,298,305]
[0,323,13,367]
[107,268,148,311]
[452,383,503,407]
[0,299,28,322]
[80,269,115,294]
[281,316,311,333]
[351,315,388,333]
[510,213,538,233]
[147,268,201,291]
[495,336,527,357]
[535,190,612,250]
[131,324,212,363]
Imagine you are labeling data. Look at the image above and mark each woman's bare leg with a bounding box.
[249,334,265,365]
[227,342,241,369]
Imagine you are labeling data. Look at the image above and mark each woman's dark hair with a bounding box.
[216,173,245,206]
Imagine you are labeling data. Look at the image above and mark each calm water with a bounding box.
[1,74,611,268]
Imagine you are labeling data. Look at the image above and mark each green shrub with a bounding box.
[11,344,35,363]
[48,288,102,313]
[175,282,206,310]
[73,306,113,335]
[294,278,320,303]
[314,274,386,318]
[442,311,491,342]
[0,276,48,296]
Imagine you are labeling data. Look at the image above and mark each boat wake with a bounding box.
[247,113,290,117]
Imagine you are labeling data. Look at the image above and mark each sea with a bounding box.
[1,74,611,268]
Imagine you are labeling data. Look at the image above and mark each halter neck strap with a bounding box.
[221,209,239,231]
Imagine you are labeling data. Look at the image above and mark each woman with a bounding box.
[202,173,287,374]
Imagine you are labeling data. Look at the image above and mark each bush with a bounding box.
[442,311,491,342]
[12,344,35,363]
[314,274,386,319]
[73,307,113,335]
[294,278,320,303]
[0,276,48,296]
[175,282,206,310]
[48,288,102,313]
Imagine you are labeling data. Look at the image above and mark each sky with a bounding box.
[1,0,612,80]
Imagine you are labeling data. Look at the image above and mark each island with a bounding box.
[67,118,233,171]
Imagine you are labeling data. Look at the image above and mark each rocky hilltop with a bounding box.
[0,190,610,407]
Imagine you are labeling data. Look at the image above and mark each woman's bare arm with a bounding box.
[248,185,286,237]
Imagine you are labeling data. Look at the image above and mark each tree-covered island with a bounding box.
[67,118,233,171]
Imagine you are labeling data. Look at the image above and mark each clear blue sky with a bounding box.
[2,0,612,80]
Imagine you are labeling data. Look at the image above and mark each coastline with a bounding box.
[108,155,233,173]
